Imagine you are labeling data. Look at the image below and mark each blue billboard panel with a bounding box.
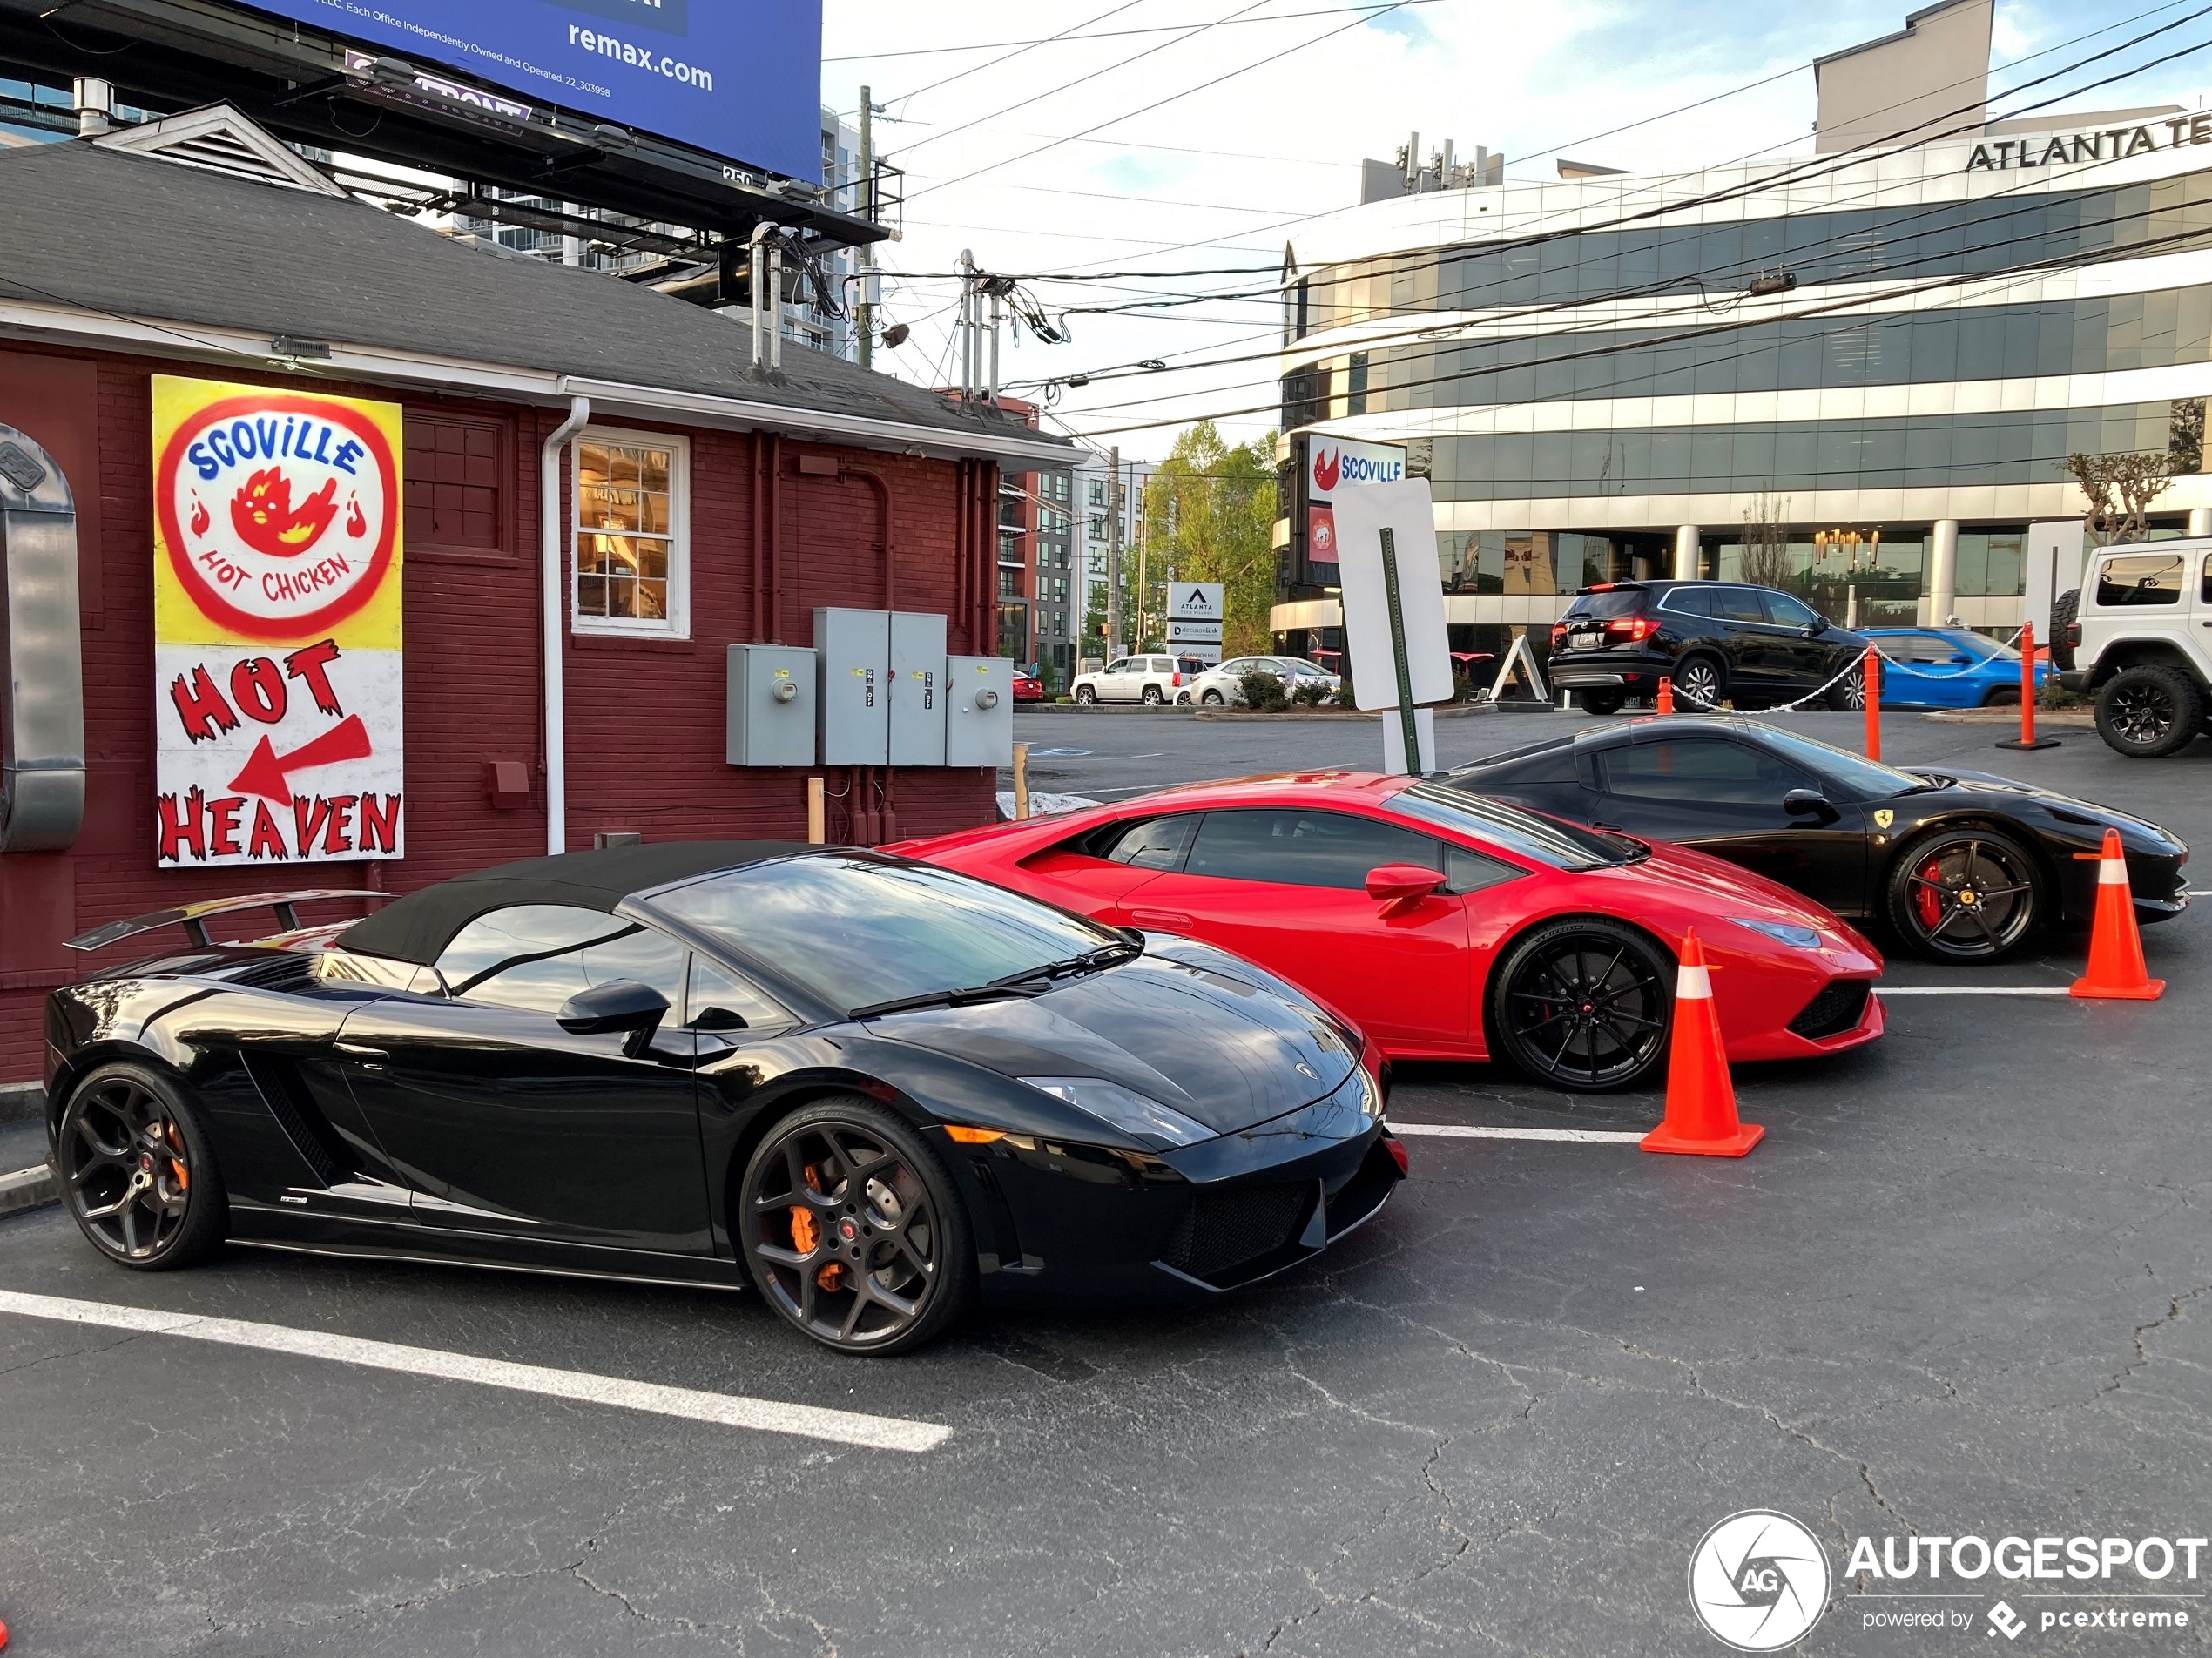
[250,0,823,180]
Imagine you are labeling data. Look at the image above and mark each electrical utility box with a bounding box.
[813,608,890,765]
[725,644,818,767]
[946,655,1014,767]
[887,611,948,766]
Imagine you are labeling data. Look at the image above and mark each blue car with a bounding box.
[1864,627,2052,709]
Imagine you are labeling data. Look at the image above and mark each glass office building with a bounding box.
[1271,96,2212,659]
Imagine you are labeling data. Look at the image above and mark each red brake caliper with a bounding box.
[1914,858,1945,931]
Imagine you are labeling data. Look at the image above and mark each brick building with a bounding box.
[0,110,1068,1083]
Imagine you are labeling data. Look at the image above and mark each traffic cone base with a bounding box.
[1640,933,1764,1157]
[2069,827,2164,1001]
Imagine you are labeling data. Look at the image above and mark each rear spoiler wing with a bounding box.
[66,890,383,953]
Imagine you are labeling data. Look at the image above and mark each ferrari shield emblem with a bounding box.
[1873,809,1894,829]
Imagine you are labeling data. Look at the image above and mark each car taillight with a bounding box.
[1171,672,1182,686]
[2066,622,2081,647]
[1609,617,1658,643]
[1549,624,1568,649]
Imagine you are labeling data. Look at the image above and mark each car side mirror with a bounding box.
[691,1004,750,1032]
[1366,862,1447,917]
[1800,623,1824,638]
[1782,789,1835,821]
[557,979,669,1057]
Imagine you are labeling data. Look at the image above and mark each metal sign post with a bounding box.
[1378,528,1422,774]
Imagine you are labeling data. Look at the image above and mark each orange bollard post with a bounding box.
[1641,930,1764,1157]
[1656,676,1675,715]
[1862,645,1882,761]
[2070,827,2164,1000]
[1996,621,2060,751]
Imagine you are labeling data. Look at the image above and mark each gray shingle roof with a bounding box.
[0,137,1061,453]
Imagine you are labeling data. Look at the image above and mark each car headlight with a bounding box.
[1021,1077,1213,1147]
[1730,917,1823,949]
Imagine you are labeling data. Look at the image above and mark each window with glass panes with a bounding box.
[575,434,685,628]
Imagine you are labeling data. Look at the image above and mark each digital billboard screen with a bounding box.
[248,0,823,180]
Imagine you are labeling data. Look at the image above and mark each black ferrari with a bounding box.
[1440,717,2189,962]
[43,842,1403,1354]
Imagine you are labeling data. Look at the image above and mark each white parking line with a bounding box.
[0,1290,950,1452]
[1876,986,2072,996]
[1391,1122,1648,1144]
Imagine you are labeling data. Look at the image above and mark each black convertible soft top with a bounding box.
[336,840,816,966]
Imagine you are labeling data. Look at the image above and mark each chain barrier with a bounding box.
[1663,623,2032,711]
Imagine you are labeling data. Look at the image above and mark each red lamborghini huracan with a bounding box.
[894,772,1884,1092]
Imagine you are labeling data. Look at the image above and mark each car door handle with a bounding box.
[1130,907,1196,929]
[334,1041,388,1069]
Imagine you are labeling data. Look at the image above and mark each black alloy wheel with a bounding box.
[1201,688,1225,706]
[1489,918,1673,1093]
[1578,690,1626,716]
[1827,662,1867,711]
[58,1064,226,1270]
[1674,655,1724,710]
[1141,684,1165,705]
[2095,665,2203,758]
[1075,684,1098,704]
[741,1097,974,1355]
[1884,826,2042,962]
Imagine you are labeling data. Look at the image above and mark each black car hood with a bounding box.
[866,951,1359,1136]
[1906,768,2184,849]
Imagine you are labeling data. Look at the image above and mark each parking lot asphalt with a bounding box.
[4,707,2209,1655]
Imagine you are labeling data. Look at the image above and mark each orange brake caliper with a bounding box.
[165,1122,189,1191]
[791,1163,844,1292]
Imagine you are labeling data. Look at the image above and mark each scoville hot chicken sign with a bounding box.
[152,374,403,866]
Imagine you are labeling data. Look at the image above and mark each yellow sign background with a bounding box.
[152,374,404,650]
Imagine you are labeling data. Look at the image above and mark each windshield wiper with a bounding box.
[985,939,1143,991]
[1891,776,1950,796]
[847,983,1045,1020]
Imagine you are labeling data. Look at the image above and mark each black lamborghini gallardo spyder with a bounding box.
[44,842,1404,1354]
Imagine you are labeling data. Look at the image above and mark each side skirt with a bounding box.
[229,1238,752,1296]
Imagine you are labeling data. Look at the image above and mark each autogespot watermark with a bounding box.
[1687,1514,2208,1646]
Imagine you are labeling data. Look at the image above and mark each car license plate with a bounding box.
[1569,630,1602,650]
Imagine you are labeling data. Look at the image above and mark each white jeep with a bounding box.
[2055,538,2212,757]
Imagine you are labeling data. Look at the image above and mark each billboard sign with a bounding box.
[1304,435,1406,584]
[1167,582,1225,664]
[248,0,824,179]
[152,375,404,867]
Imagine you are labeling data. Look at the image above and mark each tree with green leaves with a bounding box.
[1140,421,1278,657]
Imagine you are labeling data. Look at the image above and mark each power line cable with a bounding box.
[826,2,1450,64]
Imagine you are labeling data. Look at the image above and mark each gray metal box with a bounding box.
[946,654,1014,767]
[725,644,817,767]
[813,607,889,765]
[888,611,947,766]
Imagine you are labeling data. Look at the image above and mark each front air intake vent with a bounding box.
[1163,1183,1309,1279]
[1788,979,1871,1041]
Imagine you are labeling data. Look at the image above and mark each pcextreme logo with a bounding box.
[1689,1511,1831,1650]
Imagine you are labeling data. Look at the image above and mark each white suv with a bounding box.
[2056,539,2212,757]
[1071,654,1207,705]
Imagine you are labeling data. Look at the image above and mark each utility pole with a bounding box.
[957,248,975,401]
[856,86,875,370]
[1106,447,1123,657]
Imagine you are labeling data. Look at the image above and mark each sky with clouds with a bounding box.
[818,0,2212,460]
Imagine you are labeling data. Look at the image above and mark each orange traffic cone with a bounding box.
[2070,827,2163,1000]
[1656,676,1675,714]
[1641,930,1764,1156]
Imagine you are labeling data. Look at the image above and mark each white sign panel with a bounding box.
[1167,581,1224,620]
[1329,479,1454,714]
[1305,436,1406,570]
[1167,617,1223,644]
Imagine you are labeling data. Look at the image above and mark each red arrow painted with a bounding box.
[227,714,374,804]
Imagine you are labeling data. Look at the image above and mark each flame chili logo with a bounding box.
[229,467,340,559]
[1312,447,1340,492]
[346,494,367,537]
[188,494,210,537]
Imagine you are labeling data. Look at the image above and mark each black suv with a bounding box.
[1546,580,1871,714]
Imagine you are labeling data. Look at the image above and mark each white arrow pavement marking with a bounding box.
[1390,1122,1648,1144]
[0,1290,950,1452]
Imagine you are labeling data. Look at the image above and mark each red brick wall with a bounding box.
[0,343,1000,1081]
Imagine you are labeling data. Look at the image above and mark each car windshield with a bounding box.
[647,855,1123,1015]
[1389,782,1632,867]
[1749,725,1936,799]
[1566,590,1645,619]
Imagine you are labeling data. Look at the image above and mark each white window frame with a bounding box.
[571,426,691,638]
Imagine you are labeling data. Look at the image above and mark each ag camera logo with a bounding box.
[1689,1510,1831,1650]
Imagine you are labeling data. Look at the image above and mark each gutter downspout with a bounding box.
[839,464,894,608]
[542,394,590,855]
